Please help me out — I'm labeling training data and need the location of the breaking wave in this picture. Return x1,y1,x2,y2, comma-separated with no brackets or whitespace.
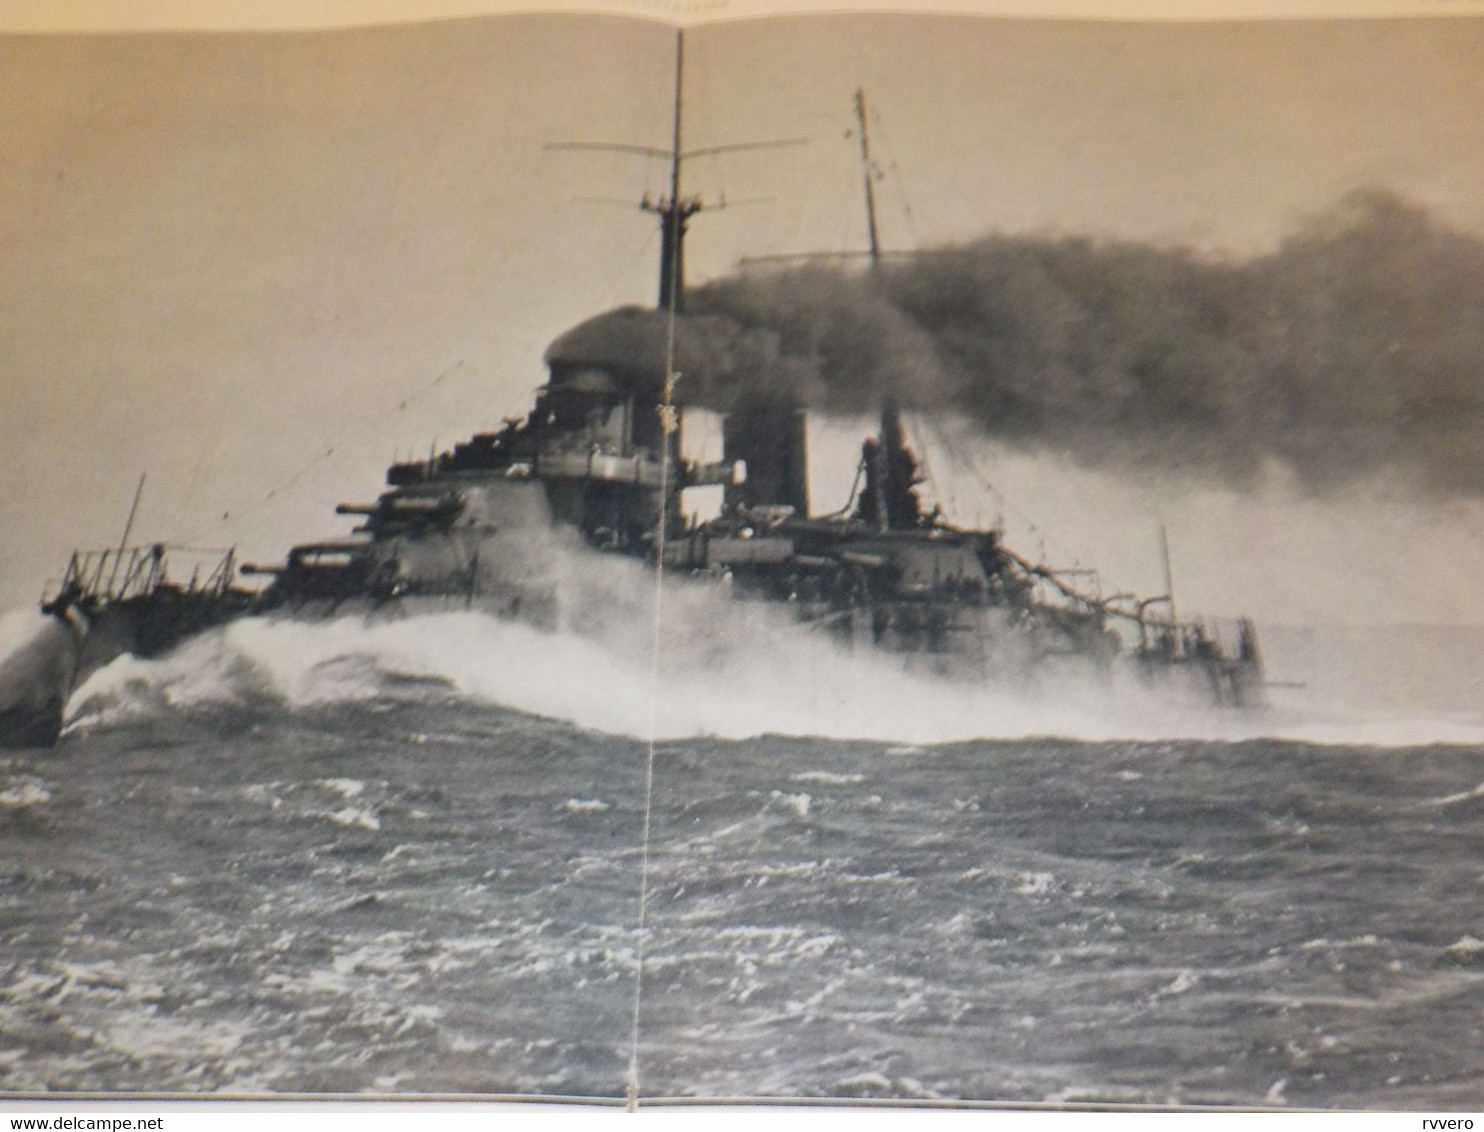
58,553,1484,748
0,608,52,657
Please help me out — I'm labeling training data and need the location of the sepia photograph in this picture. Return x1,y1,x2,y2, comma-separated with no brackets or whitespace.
1,1,1481,1110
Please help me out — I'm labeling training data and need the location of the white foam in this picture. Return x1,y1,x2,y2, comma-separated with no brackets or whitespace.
1433,781,1484,807
837,1071,893,1092
0,781,51,807
768,791,811,819
320,778,365,799
1014,872,1055,896
563,798,610,813
0,608,54,661
1159,970,1198,996
1300,935,1380,952
325,807,380,831
51,551,1484,747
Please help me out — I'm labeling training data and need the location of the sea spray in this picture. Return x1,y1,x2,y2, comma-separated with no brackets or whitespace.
57,548,1484,747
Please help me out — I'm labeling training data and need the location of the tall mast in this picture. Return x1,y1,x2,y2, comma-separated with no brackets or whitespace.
547,33,802,314
649,30,698,312
105,473,146,598
853,88,881,270
1159,524,1178,624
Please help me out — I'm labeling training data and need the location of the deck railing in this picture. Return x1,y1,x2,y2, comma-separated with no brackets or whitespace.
42,545,238,606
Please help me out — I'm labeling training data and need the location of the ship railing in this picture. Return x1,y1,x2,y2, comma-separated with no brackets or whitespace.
42,545,240,607
1124,611,1260,665
532,444,667,487
999,545,1109,616
1003,559,1262,671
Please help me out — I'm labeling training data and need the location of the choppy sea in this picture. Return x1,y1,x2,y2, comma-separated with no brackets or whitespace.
0,604,1481,1108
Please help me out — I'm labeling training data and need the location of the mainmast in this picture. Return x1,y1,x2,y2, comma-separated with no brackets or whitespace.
853,88,882,271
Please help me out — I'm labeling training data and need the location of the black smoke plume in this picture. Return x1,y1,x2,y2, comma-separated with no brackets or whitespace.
672,191,1484,498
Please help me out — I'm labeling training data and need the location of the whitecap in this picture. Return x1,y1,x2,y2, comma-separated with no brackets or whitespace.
563,798,610,813
320,778,366,799
0,781,50,807
768,790,811,819
1015,872,1055,896
1159,970,1198,996
1432,781,1484,807
325,807,380,831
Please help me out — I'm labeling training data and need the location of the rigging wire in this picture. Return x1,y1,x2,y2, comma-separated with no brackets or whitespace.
906,411,948,517
924,416,1087,571
868,105,921,251
167,359,472,546
922,421,1158,615
825,455,866,518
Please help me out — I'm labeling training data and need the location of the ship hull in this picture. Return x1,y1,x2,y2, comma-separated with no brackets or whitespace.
13,558,1263,747
1,587,257,748
21,460,1262,746
0,617,82,748
9,580,560,746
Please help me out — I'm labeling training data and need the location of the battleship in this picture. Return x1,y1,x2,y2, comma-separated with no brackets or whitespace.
0,42,1265,748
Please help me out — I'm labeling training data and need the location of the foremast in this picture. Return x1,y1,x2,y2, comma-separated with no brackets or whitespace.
649,32,695,313
552,30,802,314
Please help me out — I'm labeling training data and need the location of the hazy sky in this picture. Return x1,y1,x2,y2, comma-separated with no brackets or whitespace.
2,13,1482,623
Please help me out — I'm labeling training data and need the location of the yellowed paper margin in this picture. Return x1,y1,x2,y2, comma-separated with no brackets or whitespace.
2,0,1483,32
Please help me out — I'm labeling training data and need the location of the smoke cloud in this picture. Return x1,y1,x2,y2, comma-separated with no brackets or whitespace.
666,191,1484,498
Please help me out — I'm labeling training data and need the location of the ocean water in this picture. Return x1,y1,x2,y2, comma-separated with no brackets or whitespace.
0,607,1481,1108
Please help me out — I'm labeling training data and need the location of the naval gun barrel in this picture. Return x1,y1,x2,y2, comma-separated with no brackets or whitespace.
789,554,840,570
386,496,458,514
238,563,285,576
337,495,462,518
